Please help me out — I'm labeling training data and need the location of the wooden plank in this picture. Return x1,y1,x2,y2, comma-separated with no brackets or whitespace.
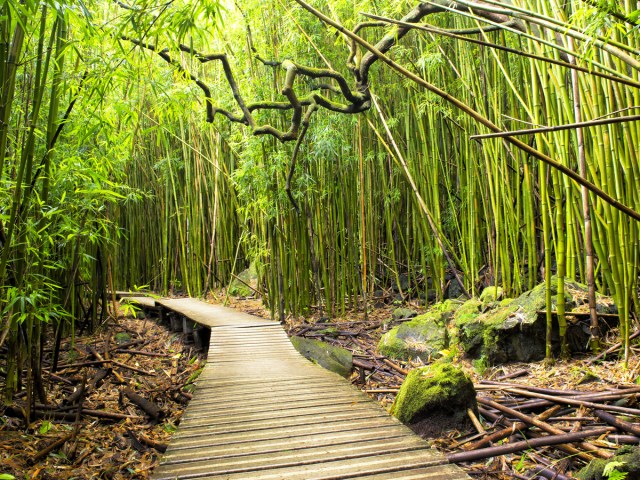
162,429,417,463
191,376,340,391
182,399,374,424
349,464,467,479
174,403,384,433
187,387,367,407
156,449,449,480
170,413,393,443
167,419,413,450
154,438,434,478
112,290,152,299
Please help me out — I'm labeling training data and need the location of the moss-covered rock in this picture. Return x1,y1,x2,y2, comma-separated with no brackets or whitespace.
228,263,258,297
452,299,483,354
498,297,514,307
391,363,476,424
577,445,640,480
290,336,353,378
114,332,131,344
392,308,418,320
479,286,504,305
457,277,617,364
379,301,459,361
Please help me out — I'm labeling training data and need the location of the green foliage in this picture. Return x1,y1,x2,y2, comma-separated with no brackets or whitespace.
472,356,490,376
39,420,52,435
3,0,637,407
603,462,628,480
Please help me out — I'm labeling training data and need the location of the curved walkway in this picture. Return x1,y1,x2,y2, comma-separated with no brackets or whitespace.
146,298,468,479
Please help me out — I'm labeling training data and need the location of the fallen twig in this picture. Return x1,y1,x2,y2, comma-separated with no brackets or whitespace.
32,433,74,463
123,388,162,419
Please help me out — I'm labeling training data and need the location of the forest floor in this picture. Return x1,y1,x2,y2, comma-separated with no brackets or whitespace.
1,296,637,479
0,312,206,479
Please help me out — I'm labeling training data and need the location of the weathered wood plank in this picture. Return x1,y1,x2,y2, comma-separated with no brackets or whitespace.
185,391,368,414
157,449,450,480
167,420,419,451
174,409,390,435
155,438,434,478
162,429,417,463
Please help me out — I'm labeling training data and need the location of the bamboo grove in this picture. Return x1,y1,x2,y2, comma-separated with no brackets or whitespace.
1,0,639,403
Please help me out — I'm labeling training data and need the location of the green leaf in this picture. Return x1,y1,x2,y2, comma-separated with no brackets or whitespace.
0,474,16,480
163,422,177,433
39,420,53,434
514,452,527,472
604,461,627,479
76,188,126,199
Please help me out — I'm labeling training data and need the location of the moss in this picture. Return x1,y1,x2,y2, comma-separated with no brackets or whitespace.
378,312,446,361
479,286,504,304
453,299,482,322
392,307,418,320
391,363,476,424
114,332,131,344
433,299,463,316
453,299,483,354
317,327,339,337
290,336,352,377
378,301,463,361
472,356,490,375
465,276,617,364
228,263,258,297
499,298,514,307
577,446,640,480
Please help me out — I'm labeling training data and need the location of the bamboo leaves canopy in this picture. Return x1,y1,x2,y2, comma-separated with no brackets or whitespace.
1,0,640,402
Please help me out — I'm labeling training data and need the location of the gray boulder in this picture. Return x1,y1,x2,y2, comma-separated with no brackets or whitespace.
378,301,460,361
290,336,353,378
456,278,616,364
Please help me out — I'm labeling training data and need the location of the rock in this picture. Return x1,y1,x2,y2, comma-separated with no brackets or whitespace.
577,445,640,480
378,301,460,361
392,308,418,320
419,289,438,303
450,299,482,353
114,332,131,344
290,336,352,378
445,280,465,299
456,277,616,364
395,274,410,292
391,363,476,425
479,286,504,305
228,263,258,297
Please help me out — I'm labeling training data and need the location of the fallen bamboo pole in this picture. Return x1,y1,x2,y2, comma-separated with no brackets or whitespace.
503,387,640,416
447,427,613,463
479,397,610,459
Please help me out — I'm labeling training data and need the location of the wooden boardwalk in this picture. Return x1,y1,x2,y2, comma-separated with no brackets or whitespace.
147,298,468,479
